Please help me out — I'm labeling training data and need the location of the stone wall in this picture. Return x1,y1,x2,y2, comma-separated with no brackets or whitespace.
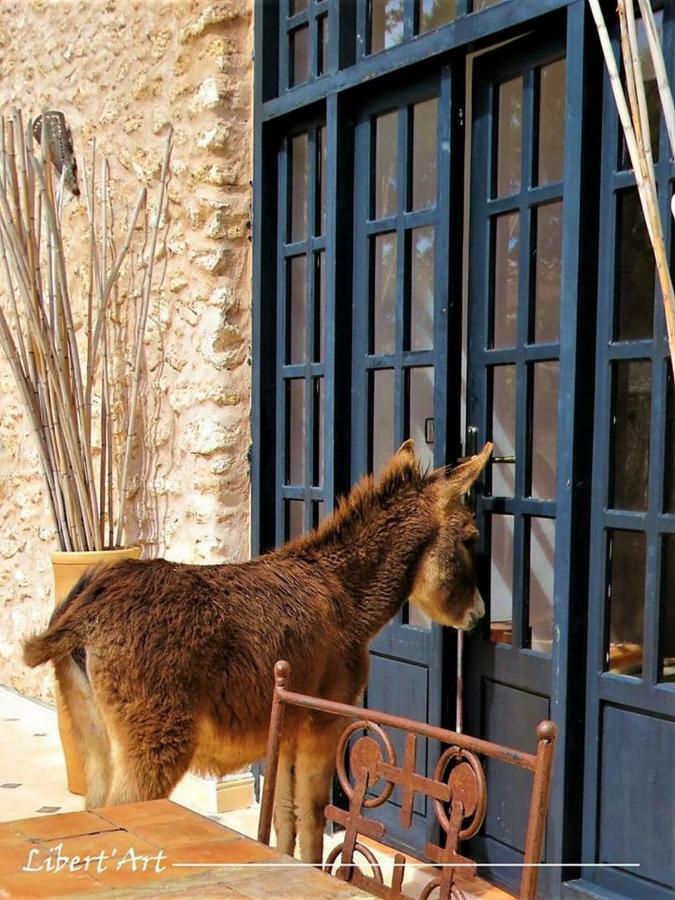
0,0,253,701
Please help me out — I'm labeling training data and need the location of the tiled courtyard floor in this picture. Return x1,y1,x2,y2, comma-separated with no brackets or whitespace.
0,686,510,898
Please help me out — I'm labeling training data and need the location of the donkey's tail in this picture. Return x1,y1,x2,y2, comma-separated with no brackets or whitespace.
23,572,95,668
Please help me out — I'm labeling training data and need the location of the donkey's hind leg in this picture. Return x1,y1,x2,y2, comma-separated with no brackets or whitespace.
295,719,341,864
273,744,297,856
102,700,197,806
54,657,112,808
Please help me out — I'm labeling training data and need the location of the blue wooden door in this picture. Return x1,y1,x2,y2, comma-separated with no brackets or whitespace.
580,9,675,898
464,34,567,894
351,69,462,853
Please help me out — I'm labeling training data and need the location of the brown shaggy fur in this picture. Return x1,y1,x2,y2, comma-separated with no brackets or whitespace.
24,441,491,862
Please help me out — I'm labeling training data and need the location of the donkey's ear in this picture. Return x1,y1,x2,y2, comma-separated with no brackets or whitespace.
396,439,416,458
445,442,493,497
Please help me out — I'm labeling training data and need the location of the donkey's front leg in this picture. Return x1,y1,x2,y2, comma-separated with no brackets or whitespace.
294,721,341,865
273,746,297,856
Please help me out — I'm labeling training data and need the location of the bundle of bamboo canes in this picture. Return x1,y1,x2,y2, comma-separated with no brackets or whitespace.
0,109,173,551
589,0,675,378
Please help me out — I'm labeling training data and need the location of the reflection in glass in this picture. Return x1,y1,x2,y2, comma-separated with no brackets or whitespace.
372,369,395,476
660,536,675,682
665,369,675,513
370,0,405,53
373,233,397,355
408,602,433,630
419,0,456,32
288,255,307,364
611,360,651,511
534,202,562,343
286,501,305,540
528,518,555,653
290,26,310,87
291,0,308,12
493,213,519,348
616,189,654,341
410,227,434,351
621,11,662,168
490,515,514,644
606,529,646,676
496,77,522,197
491,366,516,497
531,362,559,500
375,111,398,219
408,368,435,472
313,378,324,487
286,379,306,485
317,126,327,236
537,59,566,185
313,500,328,528
318,15,328,76
290,133,308,242
314,252,325,363
411,98,438,210
473,0,501,8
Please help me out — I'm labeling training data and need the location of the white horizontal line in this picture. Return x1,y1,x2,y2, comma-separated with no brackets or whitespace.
172,862,641,869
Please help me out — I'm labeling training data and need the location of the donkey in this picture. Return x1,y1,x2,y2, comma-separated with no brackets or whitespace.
24,440,492,863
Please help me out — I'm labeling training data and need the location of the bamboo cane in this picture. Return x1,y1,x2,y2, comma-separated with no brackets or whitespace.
115,127,173,547
588,0,675,380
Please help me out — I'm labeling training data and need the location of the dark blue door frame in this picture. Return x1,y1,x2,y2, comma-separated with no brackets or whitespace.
251,2,673,898
578,4,675,898
350,68,459,852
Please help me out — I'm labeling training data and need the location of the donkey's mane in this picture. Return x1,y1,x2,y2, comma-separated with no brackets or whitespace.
284,453,439,554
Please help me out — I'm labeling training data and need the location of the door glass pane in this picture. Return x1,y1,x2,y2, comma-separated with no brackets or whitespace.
606,529,646,677
419,0,456,32
660,535,675,682
313,500,327,527
317,126,327,236
286,500,305,540
492,213,519,348
533,201,562,344
408,602,433,630
314,251,325,363
370,0,405,53
313,378,324,487
621,11,662,168
373,232,397,355
615,189,654,341
290,133,308,242
371,369,395,476
491,365,516,497
411,98,437,211
318,15,328,76
291,0,308,12
408,367,434,472
665,368,675,513
288,255,307,364
473,0,501,8
495,77,522,197
611,360,651,511
410,226,434,351
286,379,306,485
290,26,310,87
374,111,398,219
531,361,559,500
537,59,565,185
490,514,514,645
528,518,555,654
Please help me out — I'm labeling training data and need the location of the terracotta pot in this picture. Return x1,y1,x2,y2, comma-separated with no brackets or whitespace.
51,546,141,795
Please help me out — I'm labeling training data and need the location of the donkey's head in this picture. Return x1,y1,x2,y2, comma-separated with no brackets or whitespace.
405,441,493,631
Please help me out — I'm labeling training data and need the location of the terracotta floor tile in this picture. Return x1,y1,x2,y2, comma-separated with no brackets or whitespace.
127,816,238,847
9,811,120,841
94,799,197,830
0,866,99,897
